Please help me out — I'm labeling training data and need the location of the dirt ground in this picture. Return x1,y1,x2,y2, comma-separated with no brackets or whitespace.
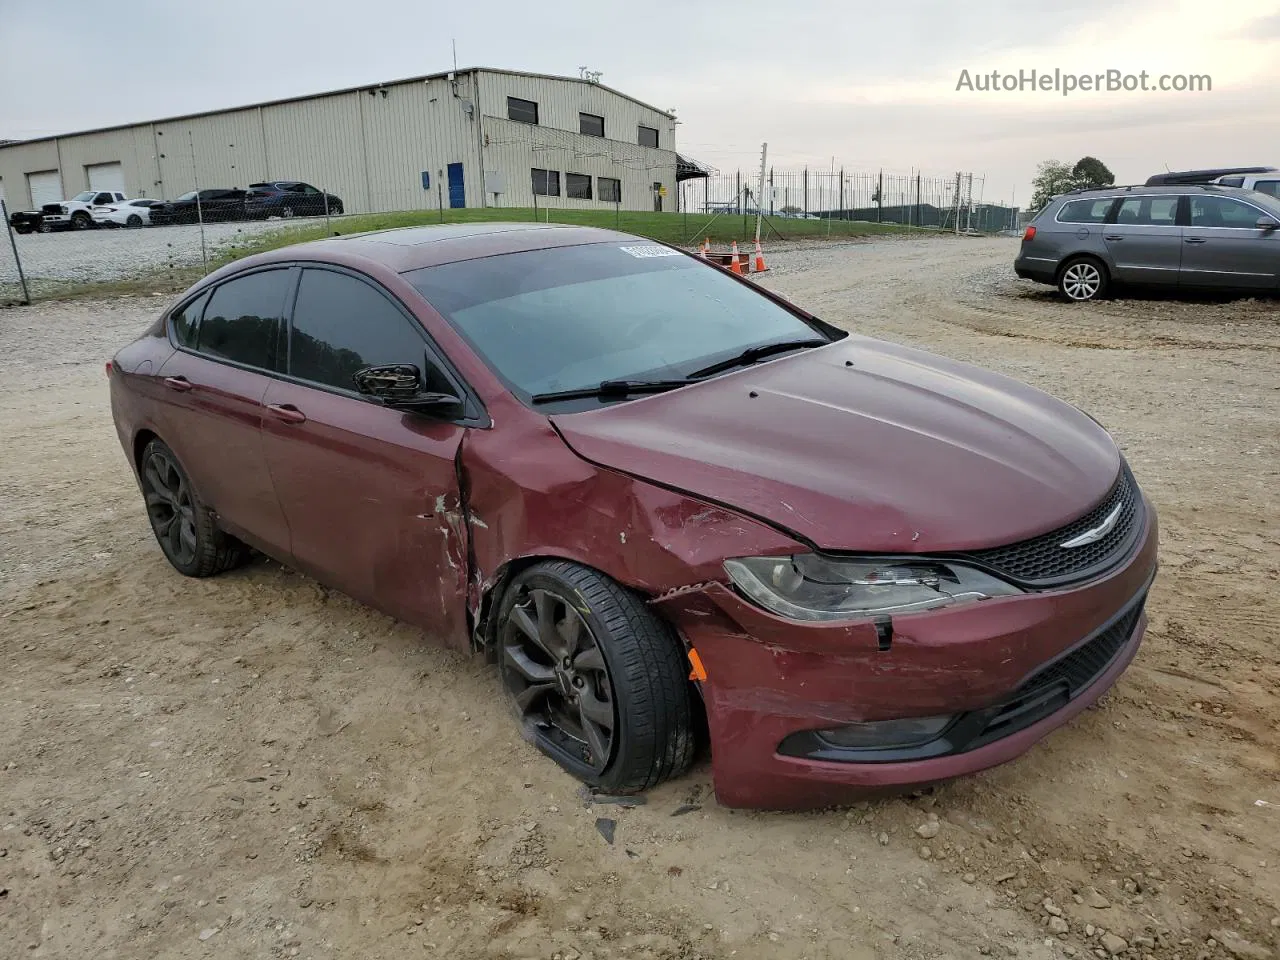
1,235,1277,960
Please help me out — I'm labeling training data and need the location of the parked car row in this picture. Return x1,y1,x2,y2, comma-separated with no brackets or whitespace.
7,181,343,234
1016,179,1280,301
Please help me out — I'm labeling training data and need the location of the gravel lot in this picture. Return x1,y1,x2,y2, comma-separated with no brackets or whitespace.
0,219,312,291
1,235,1277,960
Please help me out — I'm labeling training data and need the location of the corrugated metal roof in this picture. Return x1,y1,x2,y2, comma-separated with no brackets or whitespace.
0,67,674,148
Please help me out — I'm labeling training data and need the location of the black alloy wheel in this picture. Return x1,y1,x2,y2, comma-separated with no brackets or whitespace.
138,439,249,577
497,561,695,793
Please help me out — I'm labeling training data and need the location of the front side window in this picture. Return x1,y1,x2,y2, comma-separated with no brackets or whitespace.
598,177,621,203
1113,196,1179,226
566,173,592,200
1189,195,1265,228
197,269,291,370
531,168,560,197
94,193,113,205
1056,198,1114,223
288,269,441,393
406,244,832,404
579,112,604,137
637,125,659,148
507,97,539,124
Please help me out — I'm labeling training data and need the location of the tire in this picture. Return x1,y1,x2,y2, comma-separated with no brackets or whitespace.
14,225,32,235
37,221,51,234
496,560,695,794
139,439,250,578
331,202,344,216
126,214,143,227
1058,256,1109,302
71,211,92,230
281,205,295,219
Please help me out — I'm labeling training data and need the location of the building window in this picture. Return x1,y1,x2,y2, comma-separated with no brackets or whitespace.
579,112,604,137
598,177,621,203
531,168,560,196
638,125,659,148
507,97,539,125
566,173,593,200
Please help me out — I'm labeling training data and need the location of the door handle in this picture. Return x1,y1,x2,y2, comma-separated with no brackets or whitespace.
266,403,307,424
1184,237,1207,244
162,376,193,392
1103,235,1123,241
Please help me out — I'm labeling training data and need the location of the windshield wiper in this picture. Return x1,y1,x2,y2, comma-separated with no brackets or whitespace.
686,338,829,378
529,378,701,404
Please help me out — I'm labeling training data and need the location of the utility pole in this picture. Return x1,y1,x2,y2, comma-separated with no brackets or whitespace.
1,199,31,305
754,142,768,244
189,130,207,271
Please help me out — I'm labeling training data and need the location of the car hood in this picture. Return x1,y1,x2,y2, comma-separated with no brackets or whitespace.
550,336,1122,552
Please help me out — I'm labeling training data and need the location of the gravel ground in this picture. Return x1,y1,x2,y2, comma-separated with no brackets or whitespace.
1,236,1278,960
0,219,312,289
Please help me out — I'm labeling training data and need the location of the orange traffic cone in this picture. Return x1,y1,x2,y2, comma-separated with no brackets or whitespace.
700,236,711,258
729,240,743,275
753,239,768,273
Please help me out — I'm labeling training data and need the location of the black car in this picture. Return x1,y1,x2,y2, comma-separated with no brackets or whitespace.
149,189,248,225
7,209,45,234
243,181,344,219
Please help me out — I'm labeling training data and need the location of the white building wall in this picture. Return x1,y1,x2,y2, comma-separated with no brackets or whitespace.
0,69,678,214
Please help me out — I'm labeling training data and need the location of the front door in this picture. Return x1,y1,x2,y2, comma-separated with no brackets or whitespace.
152,268,295,558
260,266,471,644
447,163,466,209
1101,195,1182,284
1180,194,1280,289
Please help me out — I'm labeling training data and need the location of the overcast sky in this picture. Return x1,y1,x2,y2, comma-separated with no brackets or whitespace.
2,0,1278,203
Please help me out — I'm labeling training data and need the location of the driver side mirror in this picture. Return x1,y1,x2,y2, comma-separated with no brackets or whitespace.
1256,216,1279,232
352,363,464,417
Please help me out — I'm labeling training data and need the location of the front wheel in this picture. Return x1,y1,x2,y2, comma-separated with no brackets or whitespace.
126,214,143,227
281,205,295,219
330,202,344,216
71,211,92,230
1058,256,1109,301
139,439,250,577
37,221,52,234
497,561,695,794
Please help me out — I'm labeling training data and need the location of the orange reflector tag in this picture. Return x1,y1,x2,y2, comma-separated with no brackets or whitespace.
688,648,708,682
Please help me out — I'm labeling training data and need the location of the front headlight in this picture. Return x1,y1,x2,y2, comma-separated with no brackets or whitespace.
723,554,1022,622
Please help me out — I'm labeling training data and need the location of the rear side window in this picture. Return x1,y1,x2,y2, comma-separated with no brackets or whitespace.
288,269,445,393
1113,196,1179,226
170,291,210,349
1218,177,1245,187
1057,198,1114,223
1252,180,1280,198
197,269,292,370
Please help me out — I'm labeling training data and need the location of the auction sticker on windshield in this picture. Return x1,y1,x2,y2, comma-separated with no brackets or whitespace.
618,245,682,258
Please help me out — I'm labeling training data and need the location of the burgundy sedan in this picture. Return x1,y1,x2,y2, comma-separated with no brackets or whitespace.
107,223,1158,809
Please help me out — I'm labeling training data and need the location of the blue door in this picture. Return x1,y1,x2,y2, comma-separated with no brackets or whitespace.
447,163,465,209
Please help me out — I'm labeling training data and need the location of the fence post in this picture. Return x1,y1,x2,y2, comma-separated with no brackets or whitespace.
838,168,844,219
1,199,32,305
735,170,741,216
803,168,808,216
768,167,774,215
916,172,921,228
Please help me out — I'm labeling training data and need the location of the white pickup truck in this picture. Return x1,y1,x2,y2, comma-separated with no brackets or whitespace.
40,190,129,230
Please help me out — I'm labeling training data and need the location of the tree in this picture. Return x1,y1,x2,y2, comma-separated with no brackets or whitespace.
1030,160,1079,212
1073,156,1115,188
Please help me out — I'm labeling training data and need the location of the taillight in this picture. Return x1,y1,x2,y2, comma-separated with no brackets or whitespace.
1023,225,1037,242
105,360,114,378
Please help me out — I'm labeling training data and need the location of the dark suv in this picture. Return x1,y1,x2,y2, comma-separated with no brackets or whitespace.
243,181,344,220
1015,184,1280,301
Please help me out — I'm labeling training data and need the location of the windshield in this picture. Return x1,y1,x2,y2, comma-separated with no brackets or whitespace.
71,191,95,202
175,191,197,202
406,242,832,403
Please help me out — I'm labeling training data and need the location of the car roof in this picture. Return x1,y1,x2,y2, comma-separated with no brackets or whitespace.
1057,183,1264,199
230,222,642,273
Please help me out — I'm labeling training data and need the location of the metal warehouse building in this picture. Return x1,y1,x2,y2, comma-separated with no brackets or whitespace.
0,67,701,215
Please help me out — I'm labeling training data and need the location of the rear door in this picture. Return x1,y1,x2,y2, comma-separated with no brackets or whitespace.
1101,195,1182,284
1181,194,1280,288
260,266,473,643
152,268,295,556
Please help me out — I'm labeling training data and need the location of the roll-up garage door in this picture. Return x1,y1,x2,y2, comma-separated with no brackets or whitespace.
86,162,126,195
27,170,63,208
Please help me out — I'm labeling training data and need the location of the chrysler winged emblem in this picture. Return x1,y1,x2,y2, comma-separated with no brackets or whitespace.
1059,503,1123,549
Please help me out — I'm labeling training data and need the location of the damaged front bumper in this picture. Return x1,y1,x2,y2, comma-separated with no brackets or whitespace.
652,503,1158,810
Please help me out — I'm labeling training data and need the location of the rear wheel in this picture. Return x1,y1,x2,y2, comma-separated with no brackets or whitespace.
37,221,52,234
331,201,344,215
14,225,32,235
1058,256,1108,301
496,561,695,794
139,439,250,577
